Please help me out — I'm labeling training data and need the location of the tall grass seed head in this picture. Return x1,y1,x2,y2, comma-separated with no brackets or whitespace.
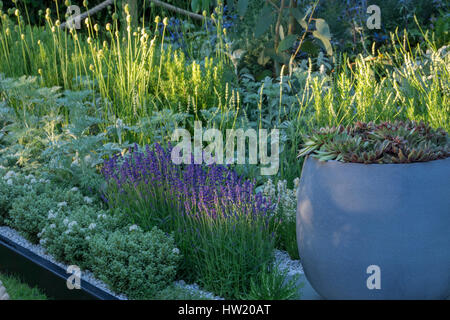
106,23,112,31
155,16,161,24
126,15,132,24
14,9,19,17
163,17,169,26
112,12,118,20
94,24,99,32
83,0,88,8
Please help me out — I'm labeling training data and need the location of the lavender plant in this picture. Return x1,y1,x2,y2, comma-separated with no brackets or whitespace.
299,121,450,163
101,143,278,298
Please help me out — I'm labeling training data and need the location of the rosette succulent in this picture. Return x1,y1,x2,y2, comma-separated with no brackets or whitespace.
299,121,450,164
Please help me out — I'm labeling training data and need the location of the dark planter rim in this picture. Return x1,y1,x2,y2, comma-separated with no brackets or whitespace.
302,155,450,167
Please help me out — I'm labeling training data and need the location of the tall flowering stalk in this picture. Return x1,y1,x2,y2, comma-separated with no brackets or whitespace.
101,143,278,298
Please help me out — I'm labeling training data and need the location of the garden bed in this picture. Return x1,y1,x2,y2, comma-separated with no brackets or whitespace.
0,225,307,300
0,226,229,300
0,0,448,302
0,227,121,300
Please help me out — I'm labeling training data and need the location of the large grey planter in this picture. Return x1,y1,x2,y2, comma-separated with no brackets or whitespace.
296,156,450,300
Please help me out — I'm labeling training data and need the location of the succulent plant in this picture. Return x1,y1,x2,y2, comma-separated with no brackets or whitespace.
299,121,450,164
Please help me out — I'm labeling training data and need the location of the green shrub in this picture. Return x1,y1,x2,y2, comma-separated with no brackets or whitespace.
6,184,86,243
89,227,181,299
0,170,27,224
39,205,126,269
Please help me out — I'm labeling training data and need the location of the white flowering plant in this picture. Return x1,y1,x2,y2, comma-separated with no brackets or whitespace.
0,170,26,224
39,205,127,269
0,169,45,224
261,178,300,260
6,183,87,243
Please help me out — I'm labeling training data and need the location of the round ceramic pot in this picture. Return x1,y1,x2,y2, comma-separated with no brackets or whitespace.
296,156,450,299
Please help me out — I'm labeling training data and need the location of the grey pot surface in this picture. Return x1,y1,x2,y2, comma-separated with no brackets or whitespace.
296,156,450,300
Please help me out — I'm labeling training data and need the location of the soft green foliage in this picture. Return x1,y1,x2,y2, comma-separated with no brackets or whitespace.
0,273,48,300
89,227,181,299
39,204,126,269
299,120,450,163
6,183,86,243
0,75,132,192
0,169,27,224
243,264,302,300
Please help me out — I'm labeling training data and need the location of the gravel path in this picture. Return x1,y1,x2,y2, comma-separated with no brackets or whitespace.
274,249,304,276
